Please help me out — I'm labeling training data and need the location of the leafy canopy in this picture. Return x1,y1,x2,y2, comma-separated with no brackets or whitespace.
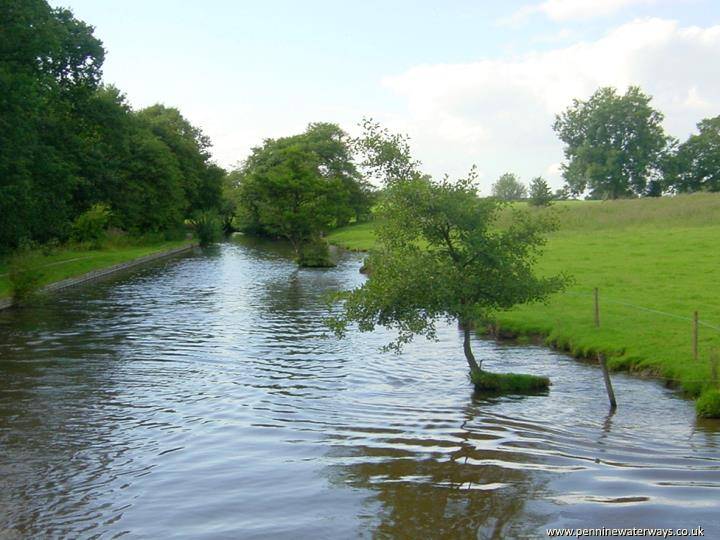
528,177,553,206
665,116,720,193
492,173,527,201
329,169,567,358
553,86,669,199
234,123,373,251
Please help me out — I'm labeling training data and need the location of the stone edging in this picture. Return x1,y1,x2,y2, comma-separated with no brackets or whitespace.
0,243,197,311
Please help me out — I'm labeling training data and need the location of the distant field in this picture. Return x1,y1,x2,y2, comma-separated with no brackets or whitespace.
0,240,192,300
326,193,720,403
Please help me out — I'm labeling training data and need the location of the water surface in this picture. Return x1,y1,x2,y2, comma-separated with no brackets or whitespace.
1,238,718,538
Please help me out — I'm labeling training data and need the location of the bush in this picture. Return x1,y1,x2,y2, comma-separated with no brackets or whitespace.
191,210,223,246
8,252,44,304
471,370,550,394
298,239,335,268
72,204,112,248
696,389,720,418
529,177,554,207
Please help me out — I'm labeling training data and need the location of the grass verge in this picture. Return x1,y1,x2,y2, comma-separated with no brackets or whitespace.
0,240,193,300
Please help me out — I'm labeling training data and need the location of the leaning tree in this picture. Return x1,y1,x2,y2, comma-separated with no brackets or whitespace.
328,169,567,377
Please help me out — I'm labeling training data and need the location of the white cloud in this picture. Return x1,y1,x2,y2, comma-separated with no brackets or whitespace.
511,0,657,23
381,18,720,193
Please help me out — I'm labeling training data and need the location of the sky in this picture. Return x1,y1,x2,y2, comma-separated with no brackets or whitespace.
50,0,720,193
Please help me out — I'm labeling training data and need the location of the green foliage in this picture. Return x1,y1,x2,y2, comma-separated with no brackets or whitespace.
136,105,224,213
329,166,567,371
471,371,550,393
298,239,335,268
696,389,720,418
191,210,223,246
492,173,527,201
72,203,112,247
0,2,227,252
352,118,422,185
0,0,105,249
665,116,720,193
8,252,44,304
554,86,669,199
233,123,373,257
528,177,553,206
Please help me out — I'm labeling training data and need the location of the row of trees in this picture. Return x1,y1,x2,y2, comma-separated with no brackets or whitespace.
554,86,720,199
491,173,556,206
0,1,225,252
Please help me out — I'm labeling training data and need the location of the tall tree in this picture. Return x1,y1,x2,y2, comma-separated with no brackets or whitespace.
553,86,669,199
115,126,186,233
665,116,720,193
492,173,526,201
136,105,224,213
0,0,105,248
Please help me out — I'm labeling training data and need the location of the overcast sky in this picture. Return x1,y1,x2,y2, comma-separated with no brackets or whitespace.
50,0,720,193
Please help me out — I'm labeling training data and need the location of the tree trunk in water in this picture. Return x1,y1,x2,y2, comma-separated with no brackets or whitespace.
463,324,481,373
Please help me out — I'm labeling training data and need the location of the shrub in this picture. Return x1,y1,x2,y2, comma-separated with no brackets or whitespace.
471,370,550,394
8,252,44,304
696,389,720,418
529,177,554,207
191,210,223,246
298,239,335,268
72,204,112,248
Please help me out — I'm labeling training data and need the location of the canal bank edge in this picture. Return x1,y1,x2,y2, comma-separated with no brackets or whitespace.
0,243,198,311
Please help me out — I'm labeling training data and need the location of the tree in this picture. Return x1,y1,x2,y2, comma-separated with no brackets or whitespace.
553,86,669,199
136,105,224,213
352,118,422,186
329,169,567,375
234,123,372,255
0,0,105,249
553,186,571,200
115,126,186,232
665,116,720,193
492,173,526,201
528,177,553,206
0,1,229,251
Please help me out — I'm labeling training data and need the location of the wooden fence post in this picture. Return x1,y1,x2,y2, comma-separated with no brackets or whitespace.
594,288,600,328
693,311,699,361
598,353,617,409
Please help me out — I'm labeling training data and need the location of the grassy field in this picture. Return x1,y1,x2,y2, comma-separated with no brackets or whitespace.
327,193,720,410
0,240,193,300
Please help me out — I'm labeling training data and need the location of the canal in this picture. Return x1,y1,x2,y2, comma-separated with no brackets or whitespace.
1,237,718,538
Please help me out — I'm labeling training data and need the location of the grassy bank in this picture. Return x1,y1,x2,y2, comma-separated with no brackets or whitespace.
327,193,720,412
0,240,193,300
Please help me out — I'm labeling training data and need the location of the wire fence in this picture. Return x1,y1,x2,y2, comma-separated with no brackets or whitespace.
553,288,720,389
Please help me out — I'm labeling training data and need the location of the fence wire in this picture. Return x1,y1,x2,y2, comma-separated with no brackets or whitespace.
562,290,720,333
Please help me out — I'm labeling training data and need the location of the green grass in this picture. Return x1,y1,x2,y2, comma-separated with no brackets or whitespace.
326,222,377,251
471,370,550,394
696,389,720,418
326,193,720,413
0,240,192,300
